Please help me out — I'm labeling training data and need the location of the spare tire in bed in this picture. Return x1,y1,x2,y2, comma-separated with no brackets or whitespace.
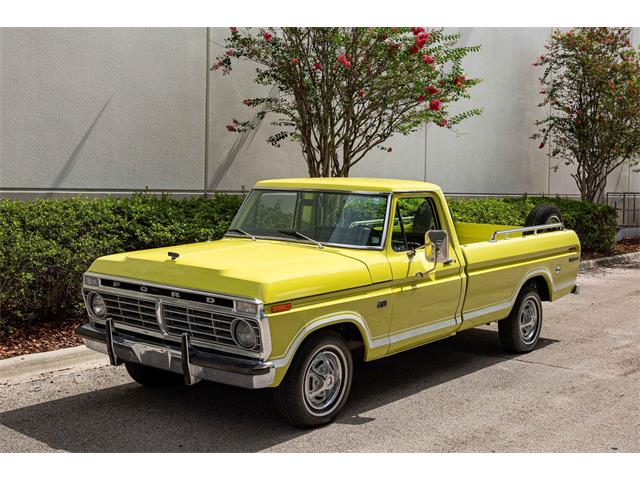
523,204,563,236
525,204,563,226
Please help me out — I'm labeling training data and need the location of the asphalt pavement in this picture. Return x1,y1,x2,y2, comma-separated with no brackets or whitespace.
1,262,639,452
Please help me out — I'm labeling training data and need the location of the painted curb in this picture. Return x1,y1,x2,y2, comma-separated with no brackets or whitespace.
580,251,640,272
0,345,107,384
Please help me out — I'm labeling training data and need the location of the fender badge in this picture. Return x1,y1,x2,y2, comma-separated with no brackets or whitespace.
168,251,180,261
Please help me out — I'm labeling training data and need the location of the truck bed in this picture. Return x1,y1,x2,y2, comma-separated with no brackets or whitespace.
454,222,523,245
453,222,581,330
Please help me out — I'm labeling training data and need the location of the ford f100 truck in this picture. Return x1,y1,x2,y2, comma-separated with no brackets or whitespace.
78,178,580,427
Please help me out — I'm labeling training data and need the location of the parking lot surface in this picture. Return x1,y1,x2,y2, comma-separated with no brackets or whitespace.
1,262,639,452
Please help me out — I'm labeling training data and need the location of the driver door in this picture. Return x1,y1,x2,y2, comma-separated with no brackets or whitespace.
386,194,463,353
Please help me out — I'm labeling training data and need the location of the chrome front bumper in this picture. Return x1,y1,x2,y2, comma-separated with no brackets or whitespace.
77,322,275,389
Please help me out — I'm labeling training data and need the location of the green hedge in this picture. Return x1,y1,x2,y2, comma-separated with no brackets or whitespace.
0,193,616,328
447,196,618,253
0,194,242,327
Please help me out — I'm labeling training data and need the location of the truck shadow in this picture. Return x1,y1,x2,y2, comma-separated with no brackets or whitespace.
0,328,557,452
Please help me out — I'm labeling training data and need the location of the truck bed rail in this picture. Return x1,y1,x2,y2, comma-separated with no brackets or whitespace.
489,223,564,242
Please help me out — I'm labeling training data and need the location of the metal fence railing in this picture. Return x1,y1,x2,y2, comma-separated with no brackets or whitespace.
604,192,640,228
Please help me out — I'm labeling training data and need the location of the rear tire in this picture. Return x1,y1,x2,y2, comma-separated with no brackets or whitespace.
125,361,184,388
274,331,353,428
499,286,543,353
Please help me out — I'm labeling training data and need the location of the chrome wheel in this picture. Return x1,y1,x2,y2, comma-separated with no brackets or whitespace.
519,297,540,344
546,214,561,225
302,348,345,415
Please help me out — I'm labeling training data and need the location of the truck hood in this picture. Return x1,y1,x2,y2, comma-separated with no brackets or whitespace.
88,238,376,304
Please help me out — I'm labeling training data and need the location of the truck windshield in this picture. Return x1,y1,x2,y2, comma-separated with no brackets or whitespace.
227,189,389,248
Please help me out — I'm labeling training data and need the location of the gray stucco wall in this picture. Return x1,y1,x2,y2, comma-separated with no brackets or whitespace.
1,27,638,196
0,28,206,192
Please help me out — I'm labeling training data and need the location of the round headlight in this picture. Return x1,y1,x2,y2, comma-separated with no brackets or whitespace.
89,292,106,317
232,319,257,349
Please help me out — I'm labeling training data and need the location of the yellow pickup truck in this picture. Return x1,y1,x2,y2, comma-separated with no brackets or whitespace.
78,178,580,427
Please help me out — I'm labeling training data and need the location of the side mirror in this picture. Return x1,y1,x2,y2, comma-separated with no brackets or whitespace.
425,230,449,263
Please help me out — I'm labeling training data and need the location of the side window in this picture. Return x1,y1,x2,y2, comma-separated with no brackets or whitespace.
391,196,440,252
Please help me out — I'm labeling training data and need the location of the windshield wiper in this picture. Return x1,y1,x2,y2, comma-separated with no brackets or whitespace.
277,230,324,249
226,228,256,241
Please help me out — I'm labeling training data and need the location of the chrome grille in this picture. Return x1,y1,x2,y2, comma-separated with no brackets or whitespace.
102,293,161,332
162,304,261,351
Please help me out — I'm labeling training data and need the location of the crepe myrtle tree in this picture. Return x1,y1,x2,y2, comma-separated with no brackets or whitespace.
532,28,640,203
213,27,481,177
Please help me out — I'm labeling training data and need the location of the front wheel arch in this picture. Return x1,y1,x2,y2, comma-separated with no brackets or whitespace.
270,318,370,387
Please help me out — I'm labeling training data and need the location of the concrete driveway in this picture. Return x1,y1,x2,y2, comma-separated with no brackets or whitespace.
1,262,639,452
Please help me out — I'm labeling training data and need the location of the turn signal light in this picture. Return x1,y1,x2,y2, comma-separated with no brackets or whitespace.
271,303,292,313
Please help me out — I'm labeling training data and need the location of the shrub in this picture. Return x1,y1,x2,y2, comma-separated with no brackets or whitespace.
0,193,616,330
525,197,618,254
0,194,242,328
448,196,617,253
447,197,533,226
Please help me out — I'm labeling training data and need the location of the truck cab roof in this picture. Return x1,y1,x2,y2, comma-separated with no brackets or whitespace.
254,177,442,193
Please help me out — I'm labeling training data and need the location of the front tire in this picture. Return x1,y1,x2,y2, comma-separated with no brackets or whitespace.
274,331,353,428
125,361,184,388
499,286,543,353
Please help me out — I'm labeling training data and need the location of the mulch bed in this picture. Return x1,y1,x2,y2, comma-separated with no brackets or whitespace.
1,238,639,361
580,238,640,261
0,316,83,360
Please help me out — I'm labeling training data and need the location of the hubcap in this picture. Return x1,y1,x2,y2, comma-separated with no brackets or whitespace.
519,297,540,344
303,349,344,413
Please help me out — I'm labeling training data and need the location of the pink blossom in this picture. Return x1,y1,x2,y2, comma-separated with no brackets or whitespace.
226,124,236,132
415,32,430,49
337,54,352,69
263,31,273,42
429,99,441,111
422,54,435,65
